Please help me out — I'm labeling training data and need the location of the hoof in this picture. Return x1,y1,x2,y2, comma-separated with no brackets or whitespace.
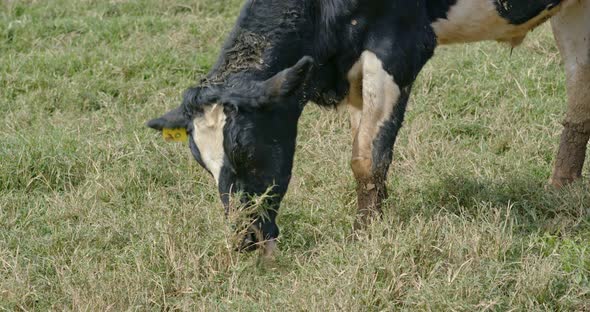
548,175,580,190
236,231,259,253
261,239,278,260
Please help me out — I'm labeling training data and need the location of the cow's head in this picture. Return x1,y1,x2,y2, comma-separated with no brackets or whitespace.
147,57,313,253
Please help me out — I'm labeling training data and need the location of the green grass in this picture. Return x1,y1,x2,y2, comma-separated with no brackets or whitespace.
1,0,589,310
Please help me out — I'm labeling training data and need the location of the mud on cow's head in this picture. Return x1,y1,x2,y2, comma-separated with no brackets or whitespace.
147,57,313,251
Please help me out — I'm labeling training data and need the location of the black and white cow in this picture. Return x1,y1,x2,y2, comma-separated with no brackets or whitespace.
148,0,590,256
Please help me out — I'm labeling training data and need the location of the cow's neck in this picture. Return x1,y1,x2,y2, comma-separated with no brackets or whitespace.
203,0,313,87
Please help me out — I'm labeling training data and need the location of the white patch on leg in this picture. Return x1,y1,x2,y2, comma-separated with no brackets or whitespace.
348,51,401,178
432,0,564,45
191,104,227,184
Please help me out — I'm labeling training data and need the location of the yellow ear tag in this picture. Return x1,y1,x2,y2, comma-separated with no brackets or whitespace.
162,128,188,143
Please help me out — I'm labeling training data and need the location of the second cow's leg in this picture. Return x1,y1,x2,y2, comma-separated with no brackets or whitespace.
549,1,590,187
347,51,412,227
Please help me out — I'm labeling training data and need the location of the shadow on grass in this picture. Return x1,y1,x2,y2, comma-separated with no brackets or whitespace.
261,168,589,259
396,171,590,234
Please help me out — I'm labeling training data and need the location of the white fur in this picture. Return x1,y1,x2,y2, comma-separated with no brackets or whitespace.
191,104,227,184
347,51,401,177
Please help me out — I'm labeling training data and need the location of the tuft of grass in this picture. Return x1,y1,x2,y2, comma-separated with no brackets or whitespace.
1,1,589,310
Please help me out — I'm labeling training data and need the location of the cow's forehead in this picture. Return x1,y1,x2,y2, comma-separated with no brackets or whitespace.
191,104,227,184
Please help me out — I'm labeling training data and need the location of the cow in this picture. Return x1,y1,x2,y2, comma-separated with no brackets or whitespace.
147,0,590,256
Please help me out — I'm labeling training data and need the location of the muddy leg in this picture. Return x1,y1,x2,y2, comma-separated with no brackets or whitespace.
550,1,590,187
347,51,411,227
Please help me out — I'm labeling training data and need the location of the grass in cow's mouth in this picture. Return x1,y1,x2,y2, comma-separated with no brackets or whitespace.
1,0,589,310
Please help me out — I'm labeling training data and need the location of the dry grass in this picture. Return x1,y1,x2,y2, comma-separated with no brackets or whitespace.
1,0,589,310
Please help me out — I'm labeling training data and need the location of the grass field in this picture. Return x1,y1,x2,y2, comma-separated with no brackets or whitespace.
1,0,589,310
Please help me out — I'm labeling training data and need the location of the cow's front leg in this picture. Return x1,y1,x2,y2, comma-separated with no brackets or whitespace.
550,1,590,188
347,51,412,227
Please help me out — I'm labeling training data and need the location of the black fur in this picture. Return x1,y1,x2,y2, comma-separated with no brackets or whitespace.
494,0,563,25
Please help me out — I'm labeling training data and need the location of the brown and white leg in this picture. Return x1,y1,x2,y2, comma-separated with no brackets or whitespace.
550,1,590,187
347,51,406,226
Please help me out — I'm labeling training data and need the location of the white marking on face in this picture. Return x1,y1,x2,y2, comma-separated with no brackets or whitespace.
432,0,564,45
191,104,227,184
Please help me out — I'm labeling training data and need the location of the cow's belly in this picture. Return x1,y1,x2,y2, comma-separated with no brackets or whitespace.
431,0,570,46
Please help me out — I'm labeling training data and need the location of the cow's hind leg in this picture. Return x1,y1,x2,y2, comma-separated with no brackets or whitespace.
347,51,411,227
550,1,590,187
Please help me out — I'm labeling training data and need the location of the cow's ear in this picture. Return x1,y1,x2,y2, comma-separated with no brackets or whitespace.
146,106,190,131
264,56,314,98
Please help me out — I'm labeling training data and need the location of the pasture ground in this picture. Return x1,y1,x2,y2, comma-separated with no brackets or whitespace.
1,0,589,310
